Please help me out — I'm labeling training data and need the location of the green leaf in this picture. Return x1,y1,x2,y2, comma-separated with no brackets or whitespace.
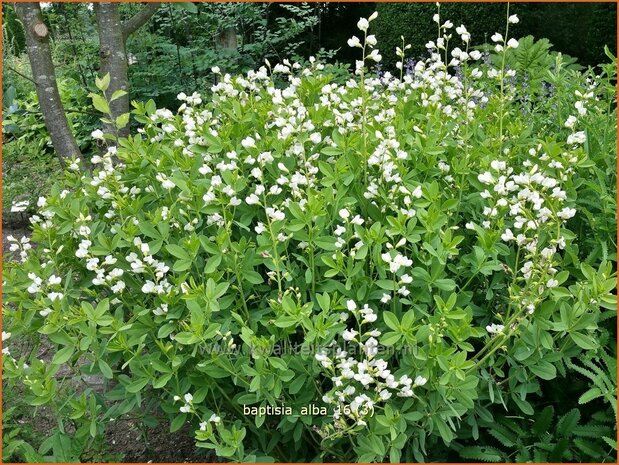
166,244,191,260
316,292,330,312
170,414,187,432
380,331,402,346
556,408,580,437
98,360,113,379
383,311,400,331
289,375,306,395
533,405,554,435
174,332,201,345
115,113,130,130
126,377,149,393
570,332,598,350
52,346,74,365
90,94,110,114
529,360,556,380
578,387,603,404
459,446,503,462
110,89,127,101
95,73,110,92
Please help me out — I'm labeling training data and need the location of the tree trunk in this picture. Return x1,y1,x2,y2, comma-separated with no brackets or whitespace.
14,2,81,167
217,27,238,51
94,2,160,138
216,26,238,75
94,2,129,138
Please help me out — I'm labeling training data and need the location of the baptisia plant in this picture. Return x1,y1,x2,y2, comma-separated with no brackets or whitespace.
3,7,616,463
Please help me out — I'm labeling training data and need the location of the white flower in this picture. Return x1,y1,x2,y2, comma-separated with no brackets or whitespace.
141,281,156,293
557,207,576,220
491,32,503,43
39,308,53,317
367,49,382,62
209,414,221,424
478,171,494,185
91,129,104,140
156,174,175,190
564,115,577,129
346,300,357,311
245,193,260,205
309,132,322,144
413,376,427,387
342,329,358,341
347,36,362,48
184,393,193,403
48,275,62,285
339,208,350,220
546,278,559,288
507,38,519,49
486,323,505,334
351,215,364,226
211,66,221,74
366,35,377,46
2,331,11,342
567,131,586,145
241,136,256,149
48,292,64,302
508,14,519,24
469,50,482,60
501,229,515,242
357,17,369,32
334,225,347,236
11,200,29,212
255,222,266,234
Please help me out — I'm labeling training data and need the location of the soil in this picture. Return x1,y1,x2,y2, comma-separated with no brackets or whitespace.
2,217,215,463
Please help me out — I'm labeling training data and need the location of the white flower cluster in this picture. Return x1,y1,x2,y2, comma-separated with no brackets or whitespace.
2,331,11,356
127,237,171,295
7,235,32,263
475,144,579,315
10,200,29,213
316,299,427,434
26,271,64,303
174,392,194,413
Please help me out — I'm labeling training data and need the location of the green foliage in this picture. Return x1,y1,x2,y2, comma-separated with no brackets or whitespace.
2,4,26,55
374,3,617,70
462,404,616,462
127,2,327,108
374,2,507,69
2,141,62,215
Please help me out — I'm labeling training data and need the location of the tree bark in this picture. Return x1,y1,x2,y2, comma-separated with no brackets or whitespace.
122,2,161,39
94,2,160,138
14,2,81,167
94,2,129,138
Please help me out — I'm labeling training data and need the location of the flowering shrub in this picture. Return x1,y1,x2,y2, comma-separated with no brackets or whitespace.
3,9,617,463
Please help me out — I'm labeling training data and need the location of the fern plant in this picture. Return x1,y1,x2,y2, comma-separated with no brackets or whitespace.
460,405,616,462
459,349,617,463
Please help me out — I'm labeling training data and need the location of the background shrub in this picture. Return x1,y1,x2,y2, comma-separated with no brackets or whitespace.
374,2,617,70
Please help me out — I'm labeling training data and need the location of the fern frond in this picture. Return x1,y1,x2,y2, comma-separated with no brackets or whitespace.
459,446,504,462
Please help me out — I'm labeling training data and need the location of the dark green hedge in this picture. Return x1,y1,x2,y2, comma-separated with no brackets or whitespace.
374,2,617,69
